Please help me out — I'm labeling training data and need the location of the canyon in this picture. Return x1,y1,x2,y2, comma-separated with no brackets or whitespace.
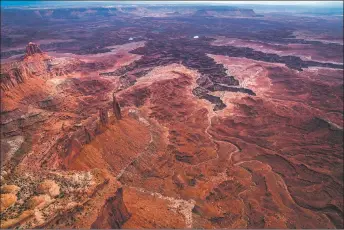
0,3,343,229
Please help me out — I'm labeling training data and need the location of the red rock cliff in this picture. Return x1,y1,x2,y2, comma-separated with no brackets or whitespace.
25,42,43,56
91,188,131,229
1,42,51,91
113,93,122,120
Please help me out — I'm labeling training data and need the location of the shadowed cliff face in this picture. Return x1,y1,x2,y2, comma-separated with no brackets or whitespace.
113,94,122,120
91,188,131,229
25,42,43,57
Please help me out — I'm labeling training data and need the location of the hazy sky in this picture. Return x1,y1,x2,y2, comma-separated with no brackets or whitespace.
1,0,343,8
149,1,343,5
98,1,344,6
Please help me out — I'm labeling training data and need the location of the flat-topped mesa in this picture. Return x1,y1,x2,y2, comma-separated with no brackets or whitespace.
113,93,122,120
25,42,43,56
99,108,109,125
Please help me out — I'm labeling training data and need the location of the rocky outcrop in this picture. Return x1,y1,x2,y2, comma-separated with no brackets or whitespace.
0,68,29,91
91,188,131,229
58,97,122,168
27,194,53,209
12,68,25,84
0,42,83,91
0,43,48,91
99,109,109,125
64,138,83,166
113,93,122,120
25,42,43,57
54,93,123,169
84,126,93,144
1,110,49,138
37,180,60,198
61,121,98,167
0,185,20,194
0,193,17,212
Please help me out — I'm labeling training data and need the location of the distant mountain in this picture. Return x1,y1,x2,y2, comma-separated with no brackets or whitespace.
193,7,256,17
